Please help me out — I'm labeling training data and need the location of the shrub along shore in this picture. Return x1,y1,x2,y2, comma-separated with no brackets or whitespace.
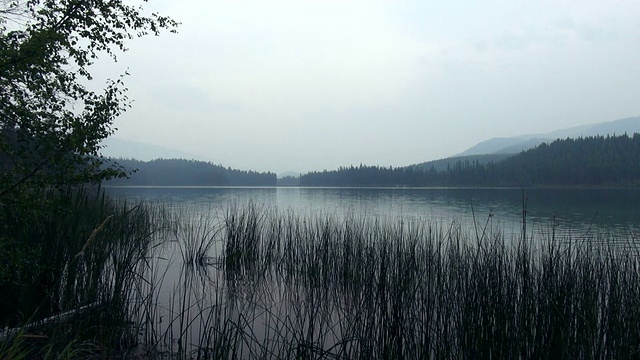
2,194,640,359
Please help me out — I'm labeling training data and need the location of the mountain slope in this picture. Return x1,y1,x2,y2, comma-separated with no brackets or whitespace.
301,134,640,187
106,158,276,186
456,138,530,157
411,154,513,172
457,116,640,156
100,138,206,161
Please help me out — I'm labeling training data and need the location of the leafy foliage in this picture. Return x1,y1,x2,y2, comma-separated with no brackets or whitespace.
0,1,177,356
0,0,178,195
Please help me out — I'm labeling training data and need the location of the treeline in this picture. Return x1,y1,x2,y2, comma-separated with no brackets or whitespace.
411,153,513,173
106,158,277,186
300,134,640,187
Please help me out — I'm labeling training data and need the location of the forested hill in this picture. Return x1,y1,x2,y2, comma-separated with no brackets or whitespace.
300,134,640,187
410,153,513,172
106,158,277,186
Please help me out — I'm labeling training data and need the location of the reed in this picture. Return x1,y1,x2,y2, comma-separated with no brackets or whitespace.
177,205,640,359
0,186,161,357
171,207,223,267
12,194,636,358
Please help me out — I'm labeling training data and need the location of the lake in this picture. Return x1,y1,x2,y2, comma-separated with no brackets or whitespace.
106,186,640,240
104,186,640,357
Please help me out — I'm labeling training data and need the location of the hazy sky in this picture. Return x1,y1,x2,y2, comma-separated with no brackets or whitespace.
97,0,640,174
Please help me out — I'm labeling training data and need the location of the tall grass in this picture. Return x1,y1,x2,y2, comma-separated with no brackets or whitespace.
176,204,640,359
13,194,635,359
170,206,222,267
0,186,161,357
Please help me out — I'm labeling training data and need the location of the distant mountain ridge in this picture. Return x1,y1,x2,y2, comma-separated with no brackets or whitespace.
102,116,640,177
457,116,640,156
100,138,207,162
301,134,640,187
106,158,276,186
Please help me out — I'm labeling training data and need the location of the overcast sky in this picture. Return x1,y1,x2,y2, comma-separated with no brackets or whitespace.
98,0,640,174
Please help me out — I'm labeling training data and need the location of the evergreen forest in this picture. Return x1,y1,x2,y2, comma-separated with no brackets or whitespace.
300,134,640,187
106,158,277,186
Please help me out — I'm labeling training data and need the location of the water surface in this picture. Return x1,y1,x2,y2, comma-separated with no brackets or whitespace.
106,186,640,237
105,186,640,356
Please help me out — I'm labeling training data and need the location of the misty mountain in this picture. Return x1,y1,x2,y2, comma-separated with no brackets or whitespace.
106,158,276,186
457,137,552,156
495,138,553,154
278,171,300,178
277,175,300,186
100,138,206,162
457,116,640,156
301,134,640,187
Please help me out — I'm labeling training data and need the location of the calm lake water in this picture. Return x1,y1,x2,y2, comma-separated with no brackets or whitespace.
105,186,640,238
104,186,640,355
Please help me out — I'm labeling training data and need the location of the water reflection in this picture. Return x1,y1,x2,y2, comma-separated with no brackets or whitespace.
106,186,640,238
118,187,640,357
